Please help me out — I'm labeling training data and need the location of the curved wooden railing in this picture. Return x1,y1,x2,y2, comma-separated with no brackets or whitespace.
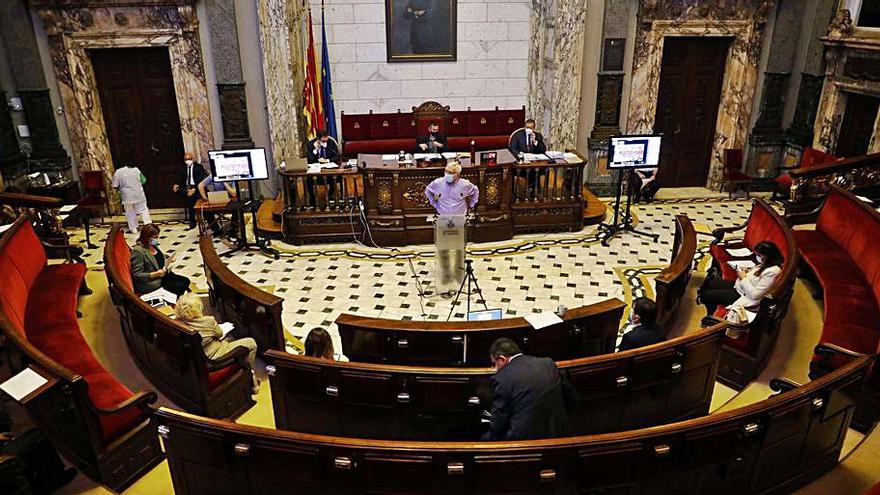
103,227,255,419
655,214,696,329
786,152,880,214
198,233,285,355
157,352,873,494
265,324,726,440
338,298,626,366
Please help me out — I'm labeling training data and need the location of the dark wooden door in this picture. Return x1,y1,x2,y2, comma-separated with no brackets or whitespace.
653,37,730,187
91,47,185,208
836,92,880,158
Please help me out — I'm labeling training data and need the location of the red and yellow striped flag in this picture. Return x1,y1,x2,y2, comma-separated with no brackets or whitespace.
302,8,324,141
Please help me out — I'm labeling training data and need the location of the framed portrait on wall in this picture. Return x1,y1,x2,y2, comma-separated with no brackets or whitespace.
386,0,457,62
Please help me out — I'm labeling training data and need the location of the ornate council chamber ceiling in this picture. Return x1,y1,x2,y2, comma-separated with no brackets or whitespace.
68,196,756,353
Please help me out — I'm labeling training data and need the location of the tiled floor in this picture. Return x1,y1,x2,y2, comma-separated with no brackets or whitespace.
70,196,757,353
46,191,880,494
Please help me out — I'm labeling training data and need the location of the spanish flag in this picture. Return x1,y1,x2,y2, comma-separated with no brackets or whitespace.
302,6,324,141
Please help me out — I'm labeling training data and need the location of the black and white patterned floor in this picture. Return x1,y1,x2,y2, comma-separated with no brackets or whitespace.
71,195,759,351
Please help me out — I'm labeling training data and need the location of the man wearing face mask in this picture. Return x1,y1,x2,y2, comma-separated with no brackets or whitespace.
425,161,479,294
172,152,208,229
508,118,546,155
417,122,446,153
618,297,665,352
306,131,340,164
482,338,572,440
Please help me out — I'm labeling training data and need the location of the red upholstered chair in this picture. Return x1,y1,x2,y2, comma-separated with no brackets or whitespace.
772,148,839,200
722,149,752,198
77,170,109,221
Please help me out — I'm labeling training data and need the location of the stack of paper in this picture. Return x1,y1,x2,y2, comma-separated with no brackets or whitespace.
524,312,564,330
563,152,581,164
522,153,549,162
725,247,752,257
59,204,77,213
1,368,48,402
140,288,178,306
307,164,323,174
414,153,442,160
381,154,399,160
545,151,565,159
442,152,458,159
219,322,235,339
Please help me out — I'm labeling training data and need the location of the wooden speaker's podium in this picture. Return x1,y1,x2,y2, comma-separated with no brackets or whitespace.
434,214,466,294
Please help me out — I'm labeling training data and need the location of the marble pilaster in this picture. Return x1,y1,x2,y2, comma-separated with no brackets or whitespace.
257,0,306,163
528,0,587,149
205,0,254,149
627,1,772,190
35,3,215,207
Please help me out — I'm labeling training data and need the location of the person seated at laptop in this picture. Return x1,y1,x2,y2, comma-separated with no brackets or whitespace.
306,131,340,164
618,297,666,352
198,174,238,237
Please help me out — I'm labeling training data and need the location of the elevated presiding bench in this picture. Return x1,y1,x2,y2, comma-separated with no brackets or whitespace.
709,199,799,389
341,101,524,156
266,324,726,440
0,217,161,491
157,353,871,494
788,186,880,428
655,214,697,329
199,233,285,356
103,227,256,419
339,298,626,366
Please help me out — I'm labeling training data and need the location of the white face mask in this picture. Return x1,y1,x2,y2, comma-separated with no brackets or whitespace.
444,173,456,184
185,160,194,166
525,128,533,135
755,254,764,264
321,141,328,148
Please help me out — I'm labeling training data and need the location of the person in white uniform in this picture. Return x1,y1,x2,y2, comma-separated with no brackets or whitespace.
111,163,151,233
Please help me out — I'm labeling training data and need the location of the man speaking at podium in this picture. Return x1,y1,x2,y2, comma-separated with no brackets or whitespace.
425,161,479,295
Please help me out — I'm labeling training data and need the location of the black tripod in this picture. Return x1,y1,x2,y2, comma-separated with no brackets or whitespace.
445,214,488,321
220,180,280,259
600,168,658,246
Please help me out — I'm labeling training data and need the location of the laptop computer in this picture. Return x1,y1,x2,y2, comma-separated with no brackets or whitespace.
207,190,229,204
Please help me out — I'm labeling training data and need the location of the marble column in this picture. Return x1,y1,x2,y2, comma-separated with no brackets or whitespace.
0,0,69,171
528,0,587,149
205,0,254,150
257,0,306,163
786,0,837,153
585,0,628,195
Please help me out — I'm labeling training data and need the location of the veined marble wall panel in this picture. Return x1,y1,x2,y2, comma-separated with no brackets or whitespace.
35,4,215,207
257,0,305,163
626,3,772,190
316,0,531,134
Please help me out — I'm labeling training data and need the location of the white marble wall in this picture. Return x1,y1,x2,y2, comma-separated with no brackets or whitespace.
313,0,531,126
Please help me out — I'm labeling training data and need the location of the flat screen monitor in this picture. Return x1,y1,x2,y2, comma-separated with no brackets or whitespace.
208,148,269,182
608,135,662,169
467,308,503,321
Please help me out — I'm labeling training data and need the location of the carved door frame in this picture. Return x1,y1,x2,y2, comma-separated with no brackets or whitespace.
627,20,761,190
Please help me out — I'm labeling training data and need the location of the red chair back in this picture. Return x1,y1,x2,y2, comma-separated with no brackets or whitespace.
82,171,105,194
723,149,743,174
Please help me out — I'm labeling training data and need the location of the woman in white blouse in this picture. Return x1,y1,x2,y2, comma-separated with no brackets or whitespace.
699,241,784,316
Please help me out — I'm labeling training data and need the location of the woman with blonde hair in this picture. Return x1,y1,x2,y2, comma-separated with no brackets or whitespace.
174,293,260,394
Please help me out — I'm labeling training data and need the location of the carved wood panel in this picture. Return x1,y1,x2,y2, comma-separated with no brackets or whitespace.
91,47,185,207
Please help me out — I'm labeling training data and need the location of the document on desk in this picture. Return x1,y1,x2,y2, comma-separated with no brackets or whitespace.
725,247,752,257
414,153,442,160
442,152,458,159
545,151,565,159
524,311,564,330
523,153,549,162
1,367,48,402
563,152,582,164
0,224,11,234
321,163,339,169
140,288,178,306
219,322,235,339
59,204,77,213
381,154,399,160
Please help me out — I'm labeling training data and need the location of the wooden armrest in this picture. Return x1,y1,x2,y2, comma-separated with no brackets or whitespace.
785,202,824,226
814,343,865,359
711,222,748,242
769,378,801,394
205,346,249,370
91,391,158,415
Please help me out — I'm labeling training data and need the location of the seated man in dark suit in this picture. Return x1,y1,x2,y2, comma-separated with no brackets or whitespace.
508,118,547,155
417,122,446,153
305,131,341,207
483,338,570,440
618,297,666,352
306,130,340,164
